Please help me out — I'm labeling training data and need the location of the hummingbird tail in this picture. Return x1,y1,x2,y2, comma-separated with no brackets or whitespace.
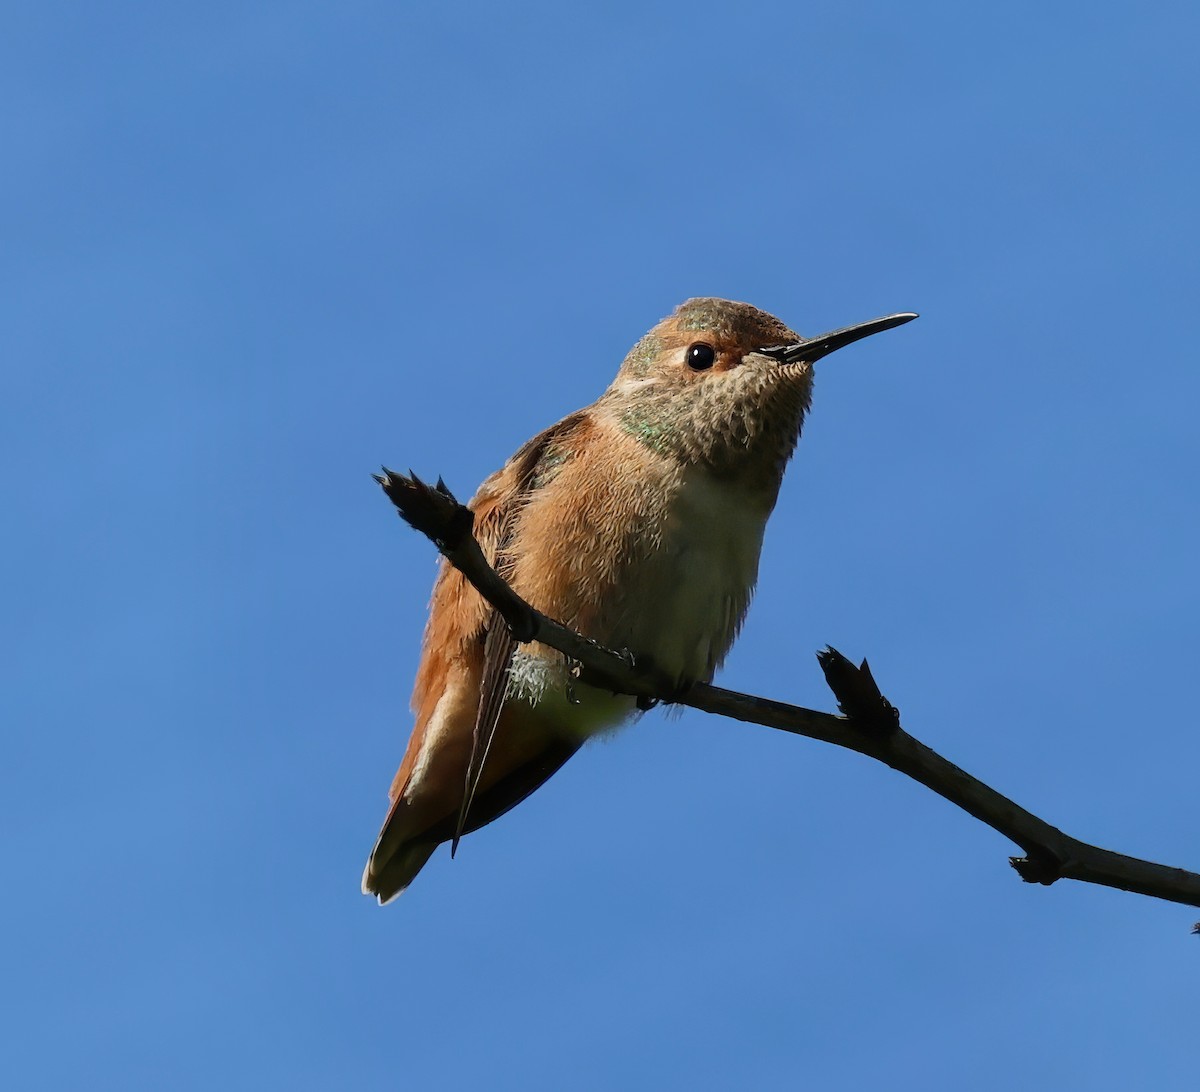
362,736,584,903
361,839,438,905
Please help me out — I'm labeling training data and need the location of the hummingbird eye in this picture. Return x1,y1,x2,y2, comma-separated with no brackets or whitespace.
686,343,716,371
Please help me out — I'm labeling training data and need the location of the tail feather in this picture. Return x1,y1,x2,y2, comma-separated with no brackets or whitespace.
362,839,437,905
362,737,582,903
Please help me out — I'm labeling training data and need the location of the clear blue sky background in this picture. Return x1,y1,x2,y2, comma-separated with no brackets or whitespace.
4,3,1198,1089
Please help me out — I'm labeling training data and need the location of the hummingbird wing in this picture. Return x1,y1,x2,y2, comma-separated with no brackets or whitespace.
363,412,590,902
452,412,587,852
451,598,515,854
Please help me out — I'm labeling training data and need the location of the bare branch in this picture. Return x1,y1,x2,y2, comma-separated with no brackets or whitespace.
375,468,1200,915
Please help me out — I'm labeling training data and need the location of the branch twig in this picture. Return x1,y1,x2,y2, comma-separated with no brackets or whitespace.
376,468,1200,916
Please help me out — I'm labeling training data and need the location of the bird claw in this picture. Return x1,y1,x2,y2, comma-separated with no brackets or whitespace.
564,657,583,705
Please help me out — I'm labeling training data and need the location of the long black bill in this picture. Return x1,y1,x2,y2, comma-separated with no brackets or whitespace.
760,312,918,365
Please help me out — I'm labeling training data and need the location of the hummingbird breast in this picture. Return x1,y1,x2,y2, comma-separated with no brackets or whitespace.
506,418,775,718
609,465,771,683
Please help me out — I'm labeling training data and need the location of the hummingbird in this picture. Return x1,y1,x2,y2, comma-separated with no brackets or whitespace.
363,298,916,903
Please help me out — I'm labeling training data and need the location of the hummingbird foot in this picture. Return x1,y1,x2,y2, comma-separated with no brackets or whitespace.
563,658,583,706
617,649,696,710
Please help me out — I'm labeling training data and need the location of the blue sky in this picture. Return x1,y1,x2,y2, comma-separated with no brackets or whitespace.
4,2,1199,1088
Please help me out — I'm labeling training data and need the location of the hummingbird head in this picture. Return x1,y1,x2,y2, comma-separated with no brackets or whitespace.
605,298,916,488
